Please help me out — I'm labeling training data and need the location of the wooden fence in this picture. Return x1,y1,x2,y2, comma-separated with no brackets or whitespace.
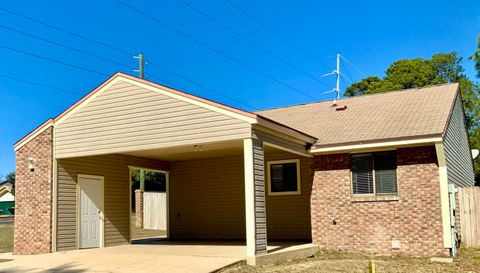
143,192,167,230
458,187,480,247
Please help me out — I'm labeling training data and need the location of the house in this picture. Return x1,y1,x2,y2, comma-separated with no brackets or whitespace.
0,181,14,215
13,73,475,265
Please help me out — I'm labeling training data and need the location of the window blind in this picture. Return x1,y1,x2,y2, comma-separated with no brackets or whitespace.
351,155,374,194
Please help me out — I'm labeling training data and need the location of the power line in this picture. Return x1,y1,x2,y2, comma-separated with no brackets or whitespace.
178,0,330,89
0,44,110,76
116,0,318,101
0,6,132,57
0,73,82,95
224,0,331,72
1,6,262,109
0,24,135,70
340,55,366,78
340,73,354,85
147,61,258,110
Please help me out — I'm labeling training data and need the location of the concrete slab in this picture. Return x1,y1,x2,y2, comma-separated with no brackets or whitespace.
0,241,247,273
247,243,319,266
430,257,453,263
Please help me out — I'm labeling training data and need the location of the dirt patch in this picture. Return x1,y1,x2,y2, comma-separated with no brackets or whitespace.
219,248,480,273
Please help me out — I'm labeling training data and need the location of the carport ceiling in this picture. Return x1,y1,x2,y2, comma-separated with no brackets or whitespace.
122,139,244,161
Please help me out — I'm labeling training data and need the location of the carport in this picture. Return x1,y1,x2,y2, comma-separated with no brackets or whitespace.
0,240,317,272
14,73,317,265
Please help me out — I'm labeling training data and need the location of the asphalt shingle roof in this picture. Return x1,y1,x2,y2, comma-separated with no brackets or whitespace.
256,83,459,148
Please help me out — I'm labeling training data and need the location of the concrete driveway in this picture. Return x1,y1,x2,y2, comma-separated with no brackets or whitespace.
0,240,249,273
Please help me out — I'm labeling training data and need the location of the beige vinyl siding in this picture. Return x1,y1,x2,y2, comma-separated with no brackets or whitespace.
265,151,313,240
169,156,246,239
55,80,251,158
168,152,312,241
56,154,168,251
443,92,475,187
253,128,308,156
253,137,267,252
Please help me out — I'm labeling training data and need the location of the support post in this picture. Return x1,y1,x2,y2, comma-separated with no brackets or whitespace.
435,142,453,249
135,189,144,228
244,137,267,265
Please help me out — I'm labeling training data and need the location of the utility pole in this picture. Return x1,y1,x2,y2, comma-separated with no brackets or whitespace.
133,53,144,79
322,53,341,106
335,53,340,104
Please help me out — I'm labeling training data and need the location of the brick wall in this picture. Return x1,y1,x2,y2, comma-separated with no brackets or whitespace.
135,189,144,228
311,145,450,257
14,127,53,254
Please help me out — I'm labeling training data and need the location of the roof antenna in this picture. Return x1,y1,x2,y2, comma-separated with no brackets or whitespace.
321,53,341,106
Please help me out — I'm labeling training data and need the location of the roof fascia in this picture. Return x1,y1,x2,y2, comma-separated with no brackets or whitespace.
309,136,443,154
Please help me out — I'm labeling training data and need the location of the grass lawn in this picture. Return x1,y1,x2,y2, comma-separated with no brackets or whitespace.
0,224,13,253
131,215,166,239
220,248,480,273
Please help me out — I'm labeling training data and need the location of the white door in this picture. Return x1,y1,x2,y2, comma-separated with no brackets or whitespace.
79,175,103,249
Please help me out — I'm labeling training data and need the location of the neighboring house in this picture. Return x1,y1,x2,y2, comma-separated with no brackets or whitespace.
0,181,14,215
12,73,475,265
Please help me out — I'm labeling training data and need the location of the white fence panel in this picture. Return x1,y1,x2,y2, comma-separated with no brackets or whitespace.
143,192,167,230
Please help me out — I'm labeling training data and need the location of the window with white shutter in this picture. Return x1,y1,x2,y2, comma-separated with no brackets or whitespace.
351,151,397,196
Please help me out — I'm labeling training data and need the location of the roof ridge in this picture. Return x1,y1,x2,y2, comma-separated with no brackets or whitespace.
256,82,459,112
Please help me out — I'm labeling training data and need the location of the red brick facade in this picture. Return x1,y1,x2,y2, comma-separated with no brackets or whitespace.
14,127,54,254
135,189,144,228
311,145,450,257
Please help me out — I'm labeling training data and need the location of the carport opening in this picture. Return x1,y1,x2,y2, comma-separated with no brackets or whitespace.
130,167,168,241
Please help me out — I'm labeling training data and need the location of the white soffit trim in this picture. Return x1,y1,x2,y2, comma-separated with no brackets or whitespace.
118,77,257,124
309,137,443,154
263,142,312,158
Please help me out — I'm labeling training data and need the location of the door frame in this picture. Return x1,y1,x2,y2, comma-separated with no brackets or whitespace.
77,174,105,249
128,166,170,243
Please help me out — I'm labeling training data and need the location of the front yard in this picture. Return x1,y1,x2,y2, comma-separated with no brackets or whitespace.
0,224,13,253
220,248,480,273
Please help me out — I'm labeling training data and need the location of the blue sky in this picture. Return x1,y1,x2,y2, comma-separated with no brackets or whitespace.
0,0,479,177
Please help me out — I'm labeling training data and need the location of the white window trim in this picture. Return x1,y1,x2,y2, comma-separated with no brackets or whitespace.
267,159,301,196
350,152,398,197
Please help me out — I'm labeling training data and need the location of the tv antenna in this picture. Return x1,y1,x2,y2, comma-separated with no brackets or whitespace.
322,53,341,106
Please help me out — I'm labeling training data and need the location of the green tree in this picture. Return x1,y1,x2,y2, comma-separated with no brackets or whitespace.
345,52,480,184
4,172,15,194
471,36,480,184
471,36,480,77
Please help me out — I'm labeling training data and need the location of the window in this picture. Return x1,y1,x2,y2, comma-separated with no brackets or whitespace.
267,159,301,195
351,151,397,195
